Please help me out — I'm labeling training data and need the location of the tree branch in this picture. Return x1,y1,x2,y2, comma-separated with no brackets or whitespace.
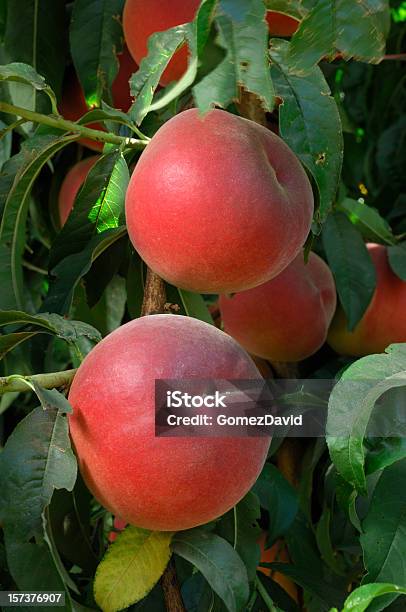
141,268,167,316
161,559,186,612
0,369,77,395
0,102,149,149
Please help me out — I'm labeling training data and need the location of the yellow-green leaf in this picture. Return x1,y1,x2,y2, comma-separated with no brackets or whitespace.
94,526,173,612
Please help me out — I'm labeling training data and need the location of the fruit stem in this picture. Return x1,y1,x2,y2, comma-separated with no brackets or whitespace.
161,558,186,612
0,368,77,395
0,101,149,149
141,268,167,315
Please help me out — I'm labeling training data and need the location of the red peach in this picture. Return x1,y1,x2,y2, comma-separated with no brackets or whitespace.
58,156,98,227
123,0,200,86
328,243,406,356
125,109,314,294
219,252,337,362
68,314,270,531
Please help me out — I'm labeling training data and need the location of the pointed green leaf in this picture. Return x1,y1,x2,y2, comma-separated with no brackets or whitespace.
287,0,390,71
342,583,406,612
0,134,78,311
270,39,343,220
322,211,376,330
94,526,173,612
0,404,77,541
339,198,396,246
70,0,125,106
0,62,57,112
172,529,249,612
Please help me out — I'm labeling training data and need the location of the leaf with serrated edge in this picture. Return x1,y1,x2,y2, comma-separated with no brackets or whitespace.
94,526,173,612
271,39,343,220
287,0,390,71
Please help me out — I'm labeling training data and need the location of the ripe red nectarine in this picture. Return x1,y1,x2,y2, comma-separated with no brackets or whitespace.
69,314,270,531
266,11,300,37
123,0,200,86
328,243,406,356
219,252,336,362
125,108,314,294
58,156,98,227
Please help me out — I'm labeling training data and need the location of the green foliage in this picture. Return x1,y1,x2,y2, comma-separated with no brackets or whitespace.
0,1,405,610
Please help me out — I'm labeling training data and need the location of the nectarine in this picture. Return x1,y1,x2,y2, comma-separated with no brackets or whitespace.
58,156,98,227
328,243,406,356
69,314,270,531
219,252,336,362
266,11,300,37
59,48,137,151
125,109,314,294
123,0,200,86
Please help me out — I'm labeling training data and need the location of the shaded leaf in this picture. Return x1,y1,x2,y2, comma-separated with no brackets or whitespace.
0,404,77,541
339,198,396,246
322,211,376,330
94,526,172,612
4,0,68,98
0,134,78,311
70,0,125,106
388,241,406,281
172,529,249,612
270,39,343,220
0,62,57,111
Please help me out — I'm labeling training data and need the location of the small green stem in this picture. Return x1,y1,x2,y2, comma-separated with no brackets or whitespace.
0,369,77,395
0,101,149,149
255,575,278,612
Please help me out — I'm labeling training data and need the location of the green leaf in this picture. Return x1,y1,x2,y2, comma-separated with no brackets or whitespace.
4,0,68,98
269,562,344,609
195,0,274,113
216,492,261,582
94,526,173,612
342,583,406,612
0,119,12,170
322,211,376,331
49,152,128,270
388,242,406,281
0,403,77,541
326,344,406,493
193,15,237,111
252,463,298,543
287,0,390,72
43,226,127,315
0,309,101,341
265,0,303,20
0,331,37,360
339,198,396,246
172,529,249,612
129,25,190,124
270,39,343,220
366,438,406,475
0,134,79,311
70,0,125,106
315,507,346,576
177,289,214,325
0,62,57,112
361,458,406,588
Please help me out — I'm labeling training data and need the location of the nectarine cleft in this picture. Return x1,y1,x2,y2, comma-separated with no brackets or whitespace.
123,0,200,86
68,314,270,531
58,156,99,227
328,243,406,356
125,109,314,294
219,252,337,362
